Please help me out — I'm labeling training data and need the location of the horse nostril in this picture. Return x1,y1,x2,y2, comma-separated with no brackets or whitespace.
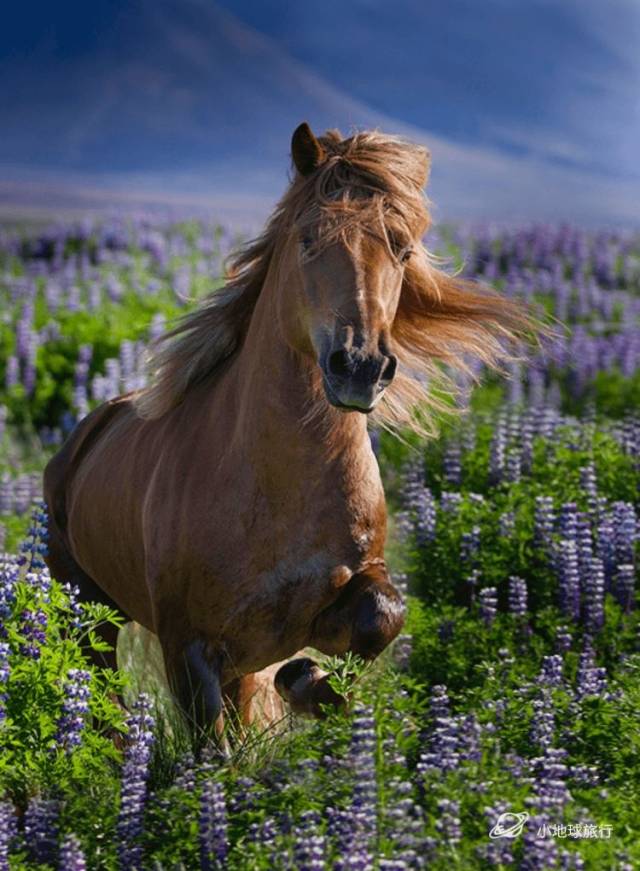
327,349,351,379
381,354,397,384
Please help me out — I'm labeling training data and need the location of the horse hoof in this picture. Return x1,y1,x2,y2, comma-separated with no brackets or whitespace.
274,657,347,718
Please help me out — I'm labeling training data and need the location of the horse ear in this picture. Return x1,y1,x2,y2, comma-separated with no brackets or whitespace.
291,122,326,176
417,147,431,188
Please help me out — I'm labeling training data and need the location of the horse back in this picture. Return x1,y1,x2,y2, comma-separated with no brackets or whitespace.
43,394,134,538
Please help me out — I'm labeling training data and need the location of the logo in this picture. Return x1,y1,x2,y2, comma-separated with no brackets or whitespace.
489,812,530,839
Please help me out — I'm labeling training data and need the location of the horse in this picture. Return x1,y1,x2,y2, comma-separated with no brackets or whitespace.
43,122,531,731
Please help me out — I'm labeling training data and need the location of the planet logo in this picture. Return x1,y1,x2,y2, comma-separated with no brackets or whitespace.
489,812,530,839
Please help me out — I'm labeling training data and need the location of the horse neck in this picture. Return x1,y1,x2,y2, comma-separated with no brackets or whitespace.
227,265,372,474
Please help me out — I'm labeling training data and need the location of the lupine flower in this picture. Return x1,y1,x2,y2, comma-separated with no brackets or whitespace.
480,801,515,866
443,443,462,486
0,800,18,871
534,497,555,560
498,511,516,538
508,576,528,616
116,694,155,869
479,587,498,627
24,798,59,866
18,608,47,658
555,625,572,653
576,640,607,699
293,810,326,871
614,563,635,612
435,798,461,846
59,833,87,870
56,668,92,752
199,778,228,870
538,655,564,687
530,690,555,750
582,557,605,633
556,539,580,620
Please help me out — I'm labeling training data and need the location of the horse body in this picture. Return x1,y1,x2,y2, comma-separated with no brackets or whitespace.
44,122,531,729
45,237,392,722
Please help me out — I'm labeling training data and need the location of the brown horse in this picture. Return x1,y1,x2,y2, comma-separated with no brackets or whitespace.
44,123,530,730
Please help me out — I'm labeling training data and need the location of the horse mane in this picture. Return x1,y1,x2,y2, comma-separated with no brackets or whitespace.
134,128,534,431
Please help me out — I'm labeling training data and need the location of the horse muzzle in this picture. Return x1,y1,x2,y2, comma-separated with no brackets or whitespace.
321,346,397,413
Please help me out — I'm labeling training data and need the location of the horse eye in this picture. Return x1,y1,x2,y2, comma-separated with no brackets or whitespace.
399,246,413,264
300,235,314,252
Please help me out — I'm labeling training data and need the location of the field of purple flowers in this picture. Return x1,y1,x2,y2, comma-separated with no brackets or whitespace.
1,218,640,869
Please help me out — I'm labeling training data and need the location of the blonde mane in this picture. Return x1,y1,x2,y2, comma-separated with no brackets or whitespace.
134,128,533,433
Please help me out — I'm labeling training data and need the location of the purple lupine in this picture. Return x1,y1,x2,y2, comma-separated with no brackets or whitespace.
393,634,413,671
480,802,515,866
18,608,47,658
0,800,17,871
555,625,572,654
333,705,377,870
199,778,228,870
435,798,461,846
498,511,516,538
556,539,580,620
293,810,325,871
614,563,635,612
488,413,507,485
530,690,555,750
479,587,498,627
576,640,607,699
440,491,463,514
596,513,617,590
538,655,564,687
582,557,605,633
508,576,528,616
613,501,637,566
557,503,578,542
520,814,558,871
116,694,155,869
24,798,59,866
417,685,461,775
534,497,555,560
529,747,572,811
443,443,462,486
56,668,92,752
460,525,481,568
59,833,87,870
0,642,9,723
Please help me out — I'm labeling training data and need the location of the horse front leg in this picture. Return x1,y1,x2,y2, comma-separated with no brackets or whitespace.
160,635,224,736
274,564,405,717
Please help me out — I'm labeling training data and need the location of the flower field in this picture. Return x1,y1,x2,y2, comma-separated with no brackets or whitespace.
1,217,640,869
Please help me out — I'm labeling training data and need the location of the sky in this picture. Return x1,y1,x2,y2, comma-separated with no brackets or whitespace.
1,0,639,225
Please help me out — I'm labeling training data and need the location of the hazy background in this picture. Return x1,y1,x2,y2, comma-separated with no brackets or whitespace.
2,0,639,225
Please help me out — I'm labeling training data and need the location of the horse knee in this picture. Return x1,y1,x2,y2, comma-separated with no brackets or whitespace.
351,581,406,659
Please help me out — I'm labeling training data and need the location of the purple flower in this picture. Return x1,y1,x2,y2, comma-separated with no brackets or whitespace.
582,557,605,633
199,779,228,870
479,587,498,627
18,608,47,658
435,798,461,846
56,668,92,752
116,694,155,869
508,576,528,617
24,798,59,866
293,810,326,871
614,563,635,612
0,801,18,870
59,833,87,870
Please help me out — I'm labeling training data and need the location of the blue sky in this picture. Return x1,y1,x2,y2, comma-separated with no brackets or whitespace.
1,0,639,224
